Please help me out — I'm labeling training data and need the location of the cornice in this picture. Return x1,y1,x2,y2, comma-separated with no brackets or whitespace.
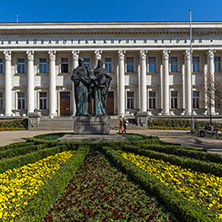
0,22,222,36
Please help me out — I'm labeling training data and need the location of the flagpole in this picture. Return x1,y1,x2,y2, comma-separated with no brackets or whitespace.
190,9,194,132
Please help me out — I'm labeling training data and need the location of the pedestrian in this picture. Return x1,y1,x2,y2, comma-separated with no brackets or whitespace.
199,123,214,137
122,117,129,134
119,118,123,133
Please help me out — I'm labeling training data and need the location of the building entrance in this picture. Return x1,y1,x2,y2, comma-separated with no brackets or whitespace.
106,92,114,115
60,92,70,116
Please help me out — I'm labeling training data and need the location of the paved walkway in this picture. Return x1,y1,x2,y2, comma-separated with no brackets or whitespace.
0,129,221,155
127,129,222,155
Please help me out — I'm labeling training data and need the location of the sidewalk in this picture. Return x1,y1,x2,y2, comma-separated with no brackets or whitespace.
127,129,222,155
0,129,221,155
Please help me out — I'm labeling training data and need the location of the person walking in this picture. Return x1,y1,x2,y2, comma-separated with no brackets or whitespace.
122,117,128,134
119,118,123,133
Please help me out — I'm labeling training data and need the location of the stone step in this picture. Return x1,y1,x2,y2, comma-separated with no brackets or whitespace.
29,116,146,131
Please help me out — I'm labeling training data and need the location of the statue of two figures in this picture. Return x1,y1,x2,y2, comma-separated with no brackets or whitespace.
71,58,112,116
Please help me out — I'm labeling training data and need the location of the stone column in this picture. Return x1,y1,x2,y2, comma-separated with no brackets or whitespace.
162,50,170,115
48,50,57,116
185,50,192,115
26,51,35,114
140,50,147,112
118,50,125,116
71,50,79,116
94,50,102,67
4,51,12,116
208,49,216,115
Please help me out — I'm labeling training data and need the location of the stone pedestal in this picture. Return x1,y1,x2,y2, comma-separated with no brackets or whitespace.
136,111,148,128
73,116,110,134
28,112,42,130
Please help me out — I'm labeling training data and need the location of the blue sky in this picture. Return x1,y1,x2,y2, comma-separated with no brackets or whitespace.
1,0,222,23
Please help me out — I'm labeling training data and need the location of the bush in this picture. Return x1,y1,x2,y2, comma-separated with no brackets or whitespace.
0,119,27,129
101,146,216,222
148,118,222,129
0,144,79,174
121,145,222,177
0,143,50,159
18,146,91,222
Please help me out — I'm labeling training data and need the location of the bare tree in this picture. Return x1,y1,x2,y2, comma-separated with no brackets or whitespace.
205,74,222,114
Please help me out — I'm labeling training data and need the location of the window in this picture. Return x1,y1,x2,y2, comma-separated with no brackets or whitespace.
215,57,221,72
148,57,156,72
39,92,47,110
83,58,90,68
170,57,178,72
127,92,134,109
105,58,112,72
193,57,199,72
18,92,25,110
0,59,3,73
127,57,134,72
149,91,156,109
171,91,178,109
193,91,199,109
17,58,25,73
61,58,68,73
0,92,3,109
39,58,47,73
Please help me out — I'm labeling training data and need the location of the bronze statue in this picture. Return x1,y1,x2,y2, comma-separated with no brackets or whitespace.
91,59,112,115
71,58,112,116
71,58,91,116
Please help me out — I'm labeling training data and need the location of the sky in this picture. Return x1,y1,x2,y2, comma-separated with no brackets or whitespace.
1,0,222,23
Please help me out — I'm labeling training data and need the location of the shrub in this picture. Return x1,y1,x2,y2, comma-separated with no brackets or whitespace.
101,146,216,222
148,118,222,129
0,119,27,129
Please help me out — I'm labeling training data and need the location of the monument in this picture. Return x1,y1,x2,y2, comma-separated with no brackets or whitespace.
71,58,112,134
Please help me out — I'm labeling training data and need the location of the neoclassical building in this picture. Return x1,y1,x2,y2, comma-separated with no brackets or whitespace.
0,21,221,117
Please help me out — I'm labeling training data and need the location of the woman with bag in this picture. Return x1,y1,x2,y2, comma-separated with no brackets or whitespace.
122,117,128,134
119,118,123,133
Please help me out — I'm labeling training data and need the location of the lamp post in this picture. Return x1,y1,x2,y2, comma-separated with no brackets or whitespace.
207,88,212,125
190,9,194,132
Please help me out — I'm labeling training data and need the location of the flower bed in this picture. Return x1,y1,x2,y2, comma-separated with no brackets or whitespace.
1,132,221,221
0,150,75,221
124,144,222,164
0,143,49,160
119,151,222,219
43,151,176,222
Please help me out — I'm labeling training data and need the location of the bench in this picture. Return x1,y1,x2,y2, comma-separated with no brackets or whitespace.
205,129,222,139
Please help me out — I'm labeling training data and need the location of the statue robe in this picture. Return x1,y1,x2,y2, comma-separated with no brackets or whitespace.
92,67,112,115
71,66,90,116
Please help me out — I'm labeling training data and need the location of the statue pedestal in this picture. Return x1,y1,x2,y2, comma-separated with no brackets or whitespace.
73,116,110,134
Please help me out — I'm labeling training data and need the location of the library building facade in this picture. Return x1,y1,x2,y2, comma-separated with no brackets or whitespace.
0,21,221,117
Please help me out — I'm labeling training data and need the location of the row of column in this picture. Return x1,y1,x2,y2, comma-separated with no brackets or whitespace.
3,50,58,116
2,49,216,116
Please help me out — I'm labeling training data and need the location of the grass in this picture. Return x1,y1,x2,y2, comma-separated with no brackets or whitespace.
33,133,66,141
121,133,145,141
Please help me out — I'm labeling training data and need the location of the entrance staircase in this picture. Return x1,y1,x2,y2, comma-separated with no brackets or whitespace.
29,116,145,131
32,117,74,131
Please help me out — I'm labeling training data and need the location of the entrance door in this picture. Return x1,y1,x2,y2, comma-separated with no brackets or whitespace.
106,92,114,115
60,92,70,116
88,97,93,115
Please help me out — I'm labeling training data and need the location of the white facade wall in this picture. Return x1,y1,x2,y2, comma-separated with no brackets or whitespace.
0,22,221,116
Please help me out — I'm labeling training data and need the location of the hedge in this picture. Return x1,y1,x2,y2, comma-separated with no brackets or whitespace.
121,145,222,177
148,118,222,129
0,119,27,129
0,143,50,160
101,146,217,222
0,141,33,152
124,144,219,163
0,144,79,174
17,146,91,222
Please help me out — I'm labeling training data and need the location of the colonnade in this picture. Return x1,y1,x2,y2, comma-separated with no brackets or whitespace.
2,49,216,116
